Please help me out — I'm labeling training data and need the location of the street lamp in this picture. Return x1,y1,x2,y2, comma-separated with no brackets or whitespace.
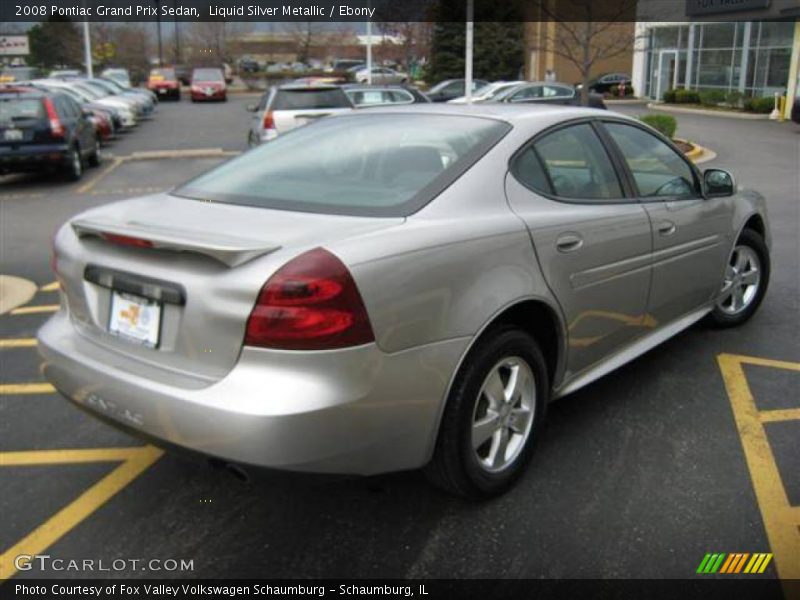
154,0,163,67
465,0,473,103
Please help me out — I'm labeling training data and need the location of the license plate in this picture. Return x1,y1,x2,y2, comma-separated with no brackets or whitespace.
205,88,215,96
108,291,161,347
4,128,23,141
158,88,167,94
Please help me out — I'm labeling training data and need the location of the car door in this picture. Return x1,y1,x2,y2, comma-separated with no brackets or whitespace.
505,120,654,379
599,120,731,325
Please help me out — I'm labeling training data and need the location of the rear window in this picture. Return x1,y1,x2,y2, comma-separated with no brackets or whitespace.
174,114,510,217
150,69,176,80
273,88,351,110
192,69,223,81
0,98,44,124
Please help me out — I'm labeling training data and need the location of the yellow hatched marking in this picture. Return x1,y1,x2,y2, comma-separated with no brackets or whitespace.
717,354,800,581
39,281,60,292
759,408,800,423
0,383,54,395
0,446,163,580
0,338,36,348
9,305,58,315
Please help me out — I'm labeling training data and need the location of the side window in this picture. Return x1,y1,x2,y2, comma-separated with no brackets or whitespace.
533,123,623,201
513,86,541,100
512,147,550,192
604,122,698,199
543,85,573,98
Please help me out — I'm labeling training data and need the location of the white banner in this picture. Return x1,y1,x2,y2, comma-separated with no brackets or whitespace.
0,36,30,56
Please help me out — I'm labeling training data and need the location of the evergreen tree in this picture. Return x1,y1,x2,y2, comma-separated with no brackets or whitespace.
28,16,82,70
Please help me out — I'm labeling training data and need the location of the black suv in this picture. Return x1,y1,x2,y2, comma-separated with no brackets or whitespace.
0,88,99,181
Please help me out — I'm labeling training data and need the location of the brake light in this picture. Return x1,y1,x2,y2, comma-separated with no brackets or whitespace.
262,110,275,130
100,233,154,248
43,98,64,138
245,248,374,350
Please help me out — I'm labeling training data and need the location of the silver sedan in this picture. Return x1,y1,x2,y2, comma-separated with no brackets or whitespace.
39,105,770,497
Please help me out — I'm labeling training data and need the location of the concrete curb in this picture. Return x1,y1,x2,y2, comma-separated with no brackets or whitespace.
605,98,650,105
0,275,38,315
647,102,770,120
676,138,717,165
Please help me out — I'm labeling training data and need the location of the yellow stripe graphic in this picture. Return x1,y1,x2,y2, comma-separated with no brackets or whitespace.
744,554,761,573
758,554,773,574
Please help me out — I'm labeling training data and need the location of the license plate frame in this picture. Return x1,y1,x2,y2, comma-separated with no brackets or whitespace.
108,290,162,348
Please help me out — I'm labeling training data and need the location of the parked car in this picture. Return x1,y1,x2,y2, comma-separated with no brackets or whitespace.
0,88,99,180
190,68,227,102
147,68,181,101
353,66,408,85
492,82,607,109
449,81,527,104
33,79,137,129
0,66,41,83
330,59,365,72
246,83,353,146
238,58,260,74
174,64,192,86
99,76,157,110
39,105,771,498
101,68,132,88
85,78,154,116
49,69,83,79
31,80,123,136
427,79,489,102
342,84,430,107
585,72,631,94
791,96,800,124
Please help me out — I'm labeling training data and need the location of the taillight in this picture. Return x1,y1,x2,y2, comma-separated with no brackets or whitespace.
100,233,154,248
245,248,374,350
262,110,275,130
43,98,64,138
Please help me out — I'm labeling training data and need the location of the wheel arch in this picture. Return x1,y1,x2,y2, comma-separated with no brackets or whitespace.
425,296,566,461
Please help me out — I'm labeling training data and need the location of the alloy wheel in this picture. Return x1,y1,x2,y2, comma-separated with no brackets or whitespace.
471,356,536,473
716,245,761,315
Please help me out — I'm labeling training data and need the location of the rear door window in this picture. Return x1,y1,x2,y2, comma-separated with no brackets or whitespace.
529,123,623,201
273,89,351,110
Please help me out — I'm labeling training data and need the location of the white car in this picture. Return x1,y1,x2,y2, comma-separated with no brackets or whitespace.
354,66,408,85
449,81,527,104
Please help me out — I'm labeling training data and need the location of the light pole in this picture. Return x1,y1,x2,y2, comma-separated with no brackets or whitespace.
82,20,93,77
465,0,473,103
154,0,163,66
366,19,373,84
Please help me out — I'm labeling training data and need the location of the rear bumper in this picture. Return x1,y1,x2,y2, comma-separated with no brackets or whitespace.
190,89,226,101
0,144,70,170
38,310,467,475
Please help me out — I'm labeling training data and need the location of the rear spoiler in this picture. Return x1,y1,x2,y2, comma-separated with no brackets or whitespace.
71,218,281,267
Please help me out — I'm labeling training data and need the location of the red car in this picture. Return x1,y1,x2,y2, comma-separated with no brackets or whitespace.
190,68,227,102
147,68,181,101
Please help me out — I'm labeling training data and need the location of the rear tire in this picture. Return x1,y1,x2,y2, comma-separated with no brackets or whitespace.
425,326,549,498
64,145,83,181
87,136,100,167
706,228,770,328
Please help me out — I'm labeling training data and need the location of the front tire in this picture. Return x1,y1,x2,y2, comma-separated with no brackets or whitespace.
425,327,549,498
707,228,770,328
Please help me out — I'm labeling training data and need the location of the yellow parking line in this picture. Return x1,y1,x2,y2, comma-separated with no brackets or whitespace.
39,281,60,292
0,338,37,348
0,383,54,395
9,305,58,315
759,408,800,423
0,445,163,580
717,353,800,581
76,156,124,194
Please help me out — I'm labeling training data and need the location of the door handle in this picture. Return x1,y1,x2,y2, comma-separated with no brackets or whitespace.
658,220,677,236
556,233,584,253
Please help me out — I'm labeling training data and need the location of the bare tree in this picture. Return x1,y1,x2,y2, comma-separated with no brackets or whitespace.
289,22,323,64
527,0,639,105
376,22,433,73
187,22,252,66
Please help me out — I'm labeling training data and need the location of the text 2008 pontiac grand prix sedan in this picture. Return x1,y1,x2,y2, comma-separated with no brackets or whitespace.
38,105,770,497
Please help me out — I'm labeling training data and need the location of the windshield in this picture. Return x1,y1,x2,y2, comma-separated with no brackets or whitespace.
192,69,223,82
175,114,510,217
72,83,104,100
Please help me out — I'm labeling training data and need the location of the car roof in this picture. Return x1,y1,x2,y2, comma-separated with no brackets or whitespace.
349,102,613,125
276,83,343,91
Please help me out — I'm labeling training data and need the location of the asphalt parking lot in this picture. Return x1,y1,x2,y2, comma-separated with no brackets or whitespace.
0,96,798,582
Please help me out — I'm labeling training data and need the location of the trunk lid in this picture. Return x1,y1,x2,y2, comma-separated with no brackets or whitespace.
56,193,402,384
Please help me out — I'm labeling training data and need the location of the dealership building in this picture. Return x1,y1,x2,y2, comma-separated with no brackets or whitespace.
632,0,800,118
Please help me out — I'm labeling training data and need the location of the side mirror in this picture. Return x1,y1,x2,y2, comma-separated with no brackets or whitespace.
703,168,735,198
246,104,257,112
